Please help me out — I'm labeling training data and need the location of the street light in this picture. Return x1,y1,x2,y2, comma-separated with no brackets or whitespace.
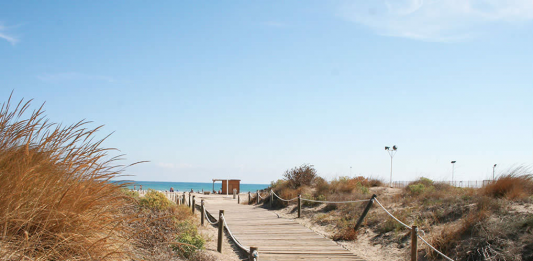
385,145,398,188
493,164,497,180
451,161,456,185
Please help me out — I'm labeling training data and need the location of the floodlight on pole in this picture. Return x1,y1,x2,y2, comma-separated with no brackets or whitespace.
493,164,497,180
385,145,398,188
451,161,456,184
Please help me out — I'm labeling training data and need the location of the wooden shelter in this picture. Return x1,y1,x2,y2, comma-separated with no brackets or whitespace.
212,179,241,195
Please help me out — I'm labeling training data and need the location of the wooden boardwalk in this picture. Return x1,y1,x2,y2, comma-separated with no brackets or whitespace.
199,195,364,261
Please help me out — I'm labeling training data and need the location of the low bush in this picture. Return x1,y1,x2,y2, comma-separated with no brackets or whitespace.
283,164,317,189
122,188,140,199
332,218,357,241
139,189,174,210
173,221,205,258
483,170,533,200
330,176,369,194
302,194,326,207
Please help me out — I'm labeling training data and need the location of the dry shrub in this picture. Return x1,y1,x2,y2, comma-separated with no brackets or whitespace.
313,176,330,196
0,96,137,259
483,168,533,200
424,196,502,260
330,176,369,194
366,177,384,187
332,221,357,241
283,164,317,189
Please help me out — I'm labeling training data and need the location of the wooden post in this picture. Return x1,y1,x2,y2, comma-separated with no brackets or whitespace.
270,192,273,208
192,196,195,213
188,193,191,207
217,210,224,253
249,246,258,261
298,194,301,218
201,200,205,226
248,192,251,204
183,192,186,205
411,226,418,261
238,194,240,204
256,190,259,204
354,194,377,232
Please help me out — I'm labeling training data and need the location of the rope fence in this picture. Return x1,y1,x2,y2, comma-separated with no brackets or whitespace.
179,188,454,261
221,214,250,254
203,207,257,261
268,190,455,261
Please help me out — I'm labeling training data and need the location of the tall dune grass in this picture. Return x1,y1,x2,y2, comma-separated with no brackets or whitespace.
0,96,135,260
483,166,533,200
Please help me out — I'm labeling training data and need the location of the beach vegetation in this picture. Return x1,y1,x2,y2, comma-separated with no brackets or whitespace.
0,96,135,260
283,163,317,189
173,220,205,258
139,189,173,210
270,164,533,260
0,95,214,260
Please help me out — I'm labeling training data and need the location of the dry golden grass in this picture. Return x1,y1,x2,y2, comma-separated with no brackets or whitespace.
0,96,139,260
483,168,533,200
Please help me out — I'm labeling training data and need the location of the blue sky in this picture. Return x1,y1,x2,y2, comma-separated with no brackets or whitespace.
1,0,532,184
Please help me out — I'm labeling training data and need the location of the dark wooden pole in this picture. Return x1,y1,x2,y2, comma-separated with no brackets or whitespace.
249,246,258,261
188,193,191,207
201,200,205,226
248,192,251,204
270,192,273,208
217,210,224,253
354,194,377,232
298,194,301,218
238,194,240,204
256,190,259,204
192,196,195,213
411,226,418,261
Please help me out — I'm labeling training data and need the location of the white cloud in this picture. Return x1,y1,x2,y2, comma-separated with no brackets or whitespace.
338,0,533,42
0,23,18,45
37,72,115,83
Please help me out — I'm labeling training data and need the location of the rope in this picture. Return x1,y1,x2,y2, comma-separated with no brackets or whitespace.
373,198,411,230
301,198,370,204
257,193,265,199
270,190,298,202
221,214,250,254
204,209,219,225
418,234,455,261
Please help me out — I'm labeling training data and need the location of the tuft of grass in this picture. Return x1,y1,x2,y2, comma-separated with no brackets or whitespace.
483,169,533,200
0,96,138,259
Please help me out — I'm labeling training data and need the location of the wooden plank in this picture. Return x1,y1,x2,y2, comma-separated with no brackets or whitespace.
199,194,365,261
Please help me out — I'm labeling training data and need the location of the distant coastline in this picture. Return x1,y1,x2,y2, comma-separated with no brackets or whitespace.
114,180,269,193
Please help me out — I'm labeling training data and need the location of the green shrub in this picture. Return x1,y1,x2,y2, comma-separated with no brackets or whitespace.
408,184,426,195
121,188,139,199
356,183,369,194
173,221,205,258
139,190,173,210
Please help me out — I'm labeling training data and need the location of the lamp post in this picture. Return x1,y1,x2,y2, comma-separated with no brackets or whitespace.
493,164,497,180
451,161,456,185
385,145,398,188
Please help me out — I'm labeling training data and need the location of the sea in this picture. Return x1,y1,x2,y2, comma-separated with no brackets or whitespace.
115,180,270,193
